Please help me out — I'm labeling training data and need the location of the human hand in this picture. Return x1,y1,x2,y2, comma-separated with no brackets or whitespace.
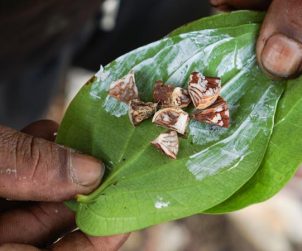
210,0,302,79
0,120,128,250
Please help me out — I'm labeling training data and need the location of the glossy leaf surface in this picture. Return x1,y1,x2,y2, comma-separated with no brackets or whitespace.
208,76,302,213
56,11,301,235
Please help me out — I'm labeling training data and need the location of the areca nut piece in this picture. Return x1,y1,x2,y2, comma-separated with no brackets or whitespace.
152,107,189,134
109,71,139,103
188,72,221,109
128,99,158,126
192,96,230,128
151,130,179,159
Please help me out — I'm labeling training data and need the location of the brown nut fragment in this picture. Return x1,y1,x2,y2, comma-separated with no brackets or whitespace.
109,71,139,103
188,72,221,109
171,87,191,108
152,107,189,134
153,81,191,108
192,96,230,128
151,131,179,159
153,80,174,106
128,99,158,126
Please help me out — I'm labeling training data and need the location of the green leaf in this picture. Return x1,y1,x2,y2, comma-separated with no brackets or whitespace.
169,10,264,36
207,76,302,213
56,11,298,236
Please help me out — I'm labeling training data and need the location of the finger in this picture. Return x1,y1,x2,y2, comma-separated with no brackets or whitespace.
51,231,129,251
0,125,104,201
256,0,302,78
0,244,39,251
210,0,271,11
0,121,60,211
0,233,129,251
21,120,59,141
0,202,75,247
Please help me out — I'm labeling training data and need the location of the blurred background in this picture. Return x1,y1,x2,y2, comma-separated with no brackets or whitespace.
1,0,302,250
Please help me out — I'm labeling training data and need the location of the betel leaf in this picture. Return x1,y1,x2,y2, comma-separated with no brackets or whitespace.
207,76,302,213
169,10,264,36
56,10,299,236
170,11,302,214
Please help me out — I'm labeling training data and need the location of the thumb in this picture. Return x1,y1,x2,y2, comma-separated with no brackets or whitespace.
257,0,302,79
0,125,104,201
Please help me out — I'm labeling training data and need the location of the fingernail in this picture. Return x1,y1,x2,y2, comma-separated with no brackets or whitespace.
261,34,302,78
71,153,105,187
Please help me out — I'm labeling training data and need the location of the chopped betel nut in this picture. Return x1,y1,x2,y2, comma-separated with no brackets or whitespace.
151,131,179,159
192,96,230,128
108,71,139,103
188,72,221,109
128,99,158,126
153,81,191,108
108,70,229,159
171,87,191,108
153,80,174,106
152,107,189,134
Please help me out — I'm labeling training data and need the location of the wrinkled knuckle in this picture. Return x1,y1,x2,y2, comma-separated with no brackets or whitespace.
19,135,35,164
0,129,19,156
28,138,71,182
0,127,15,145
28,204,53,233
15,133,40,176
28,139,71,183
0,129,34,168
26,137,43,180
51,144,71,182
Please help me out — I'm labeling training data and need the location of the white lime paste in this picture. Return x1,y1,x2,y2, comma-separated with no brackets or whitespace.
90,29,232,117
187,86,275,180
155,196,170,209
88,27,272,182
103,96,129,117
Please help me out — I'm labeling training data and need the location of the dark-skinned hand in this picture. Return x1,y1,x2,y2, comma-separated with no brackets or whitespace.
211,0,302,79
0,120,129,250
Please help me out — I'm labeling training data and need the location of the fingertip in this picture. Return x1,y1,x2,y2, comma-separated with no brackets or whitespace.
256,0,302,79
70,152,105,190
258,33,302,79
